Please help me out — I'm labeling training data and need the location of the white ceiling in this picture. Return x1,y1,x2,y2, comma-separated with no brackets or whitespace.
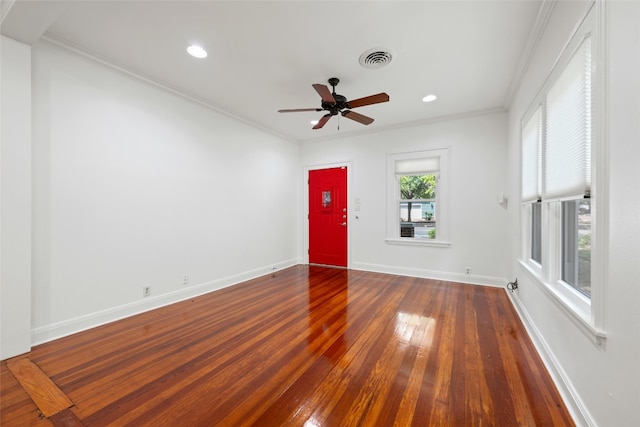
1,0,544,143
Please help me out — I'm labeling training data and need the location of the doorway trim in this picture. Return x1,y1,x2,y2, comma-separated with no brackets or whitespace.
303,161,352,268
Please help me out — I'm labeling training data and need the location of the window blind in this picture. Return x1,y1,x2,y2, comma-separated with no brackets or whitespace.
544,36,592,201
521,107,542,203
395,157,439,175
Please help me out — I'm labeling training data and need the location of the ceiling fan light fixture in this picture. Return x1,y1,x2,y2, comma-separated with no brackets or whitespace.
310,120,319,125
359,48,393,69
187,45,207,59
422,94,438,103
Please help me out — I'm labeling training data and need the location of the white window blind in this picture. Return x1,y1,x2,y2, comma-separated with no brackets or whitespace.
395,157,439,176
544,36,592,201
521,107,542,203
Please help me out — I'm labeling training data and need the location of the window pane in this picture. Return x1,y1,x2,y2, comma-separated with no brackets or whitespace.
531,202,542,264
562,199,591,297
400,175,436,199
399,174,436,240
399,202,436,239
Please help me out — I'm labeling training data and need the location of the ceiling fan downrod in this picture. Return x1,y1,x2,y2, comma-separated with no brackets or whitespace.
328,77,340,94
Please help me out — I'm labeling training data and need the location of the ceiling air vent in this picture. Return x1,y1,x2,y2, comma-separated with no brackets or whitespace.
359,49,393,69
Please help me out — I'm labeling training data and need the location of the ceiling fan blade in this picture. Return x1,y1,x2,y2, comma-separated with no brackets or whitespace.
312,84,336,104
346,92,390,109
278,108,323,113
312,114,332,129
342,110,374,125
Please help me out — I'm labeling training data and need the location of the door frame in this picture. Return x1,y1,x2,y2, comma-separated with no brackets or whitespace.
303,161,352,267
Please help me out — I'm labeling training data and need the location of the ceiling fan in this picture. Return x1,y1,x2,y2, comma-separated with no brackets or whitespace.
278,77,390,129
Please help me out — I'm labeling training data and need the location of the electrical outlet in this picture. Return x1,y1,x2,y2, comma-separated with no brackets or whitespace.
143,286,151,297
182,274,189,286
465,267,471,275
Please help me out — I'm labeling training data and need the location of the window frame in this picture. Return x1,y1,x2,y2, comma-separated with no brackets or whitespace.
519,3,606,344
386,148,450,247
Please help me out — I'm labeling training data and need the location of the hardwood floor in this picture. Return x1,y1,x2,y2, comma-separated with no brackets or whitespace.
1,265,574,426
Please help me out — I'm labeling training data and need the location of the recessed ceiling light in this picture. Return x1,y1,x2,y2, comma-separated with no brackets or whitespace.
310,120,319,125
422,94,437,103
187,45,207,59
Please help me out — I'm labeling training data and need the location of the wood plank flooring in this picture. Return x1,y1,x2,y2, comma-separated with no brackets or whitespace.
1,265,574,426
1,360,54,426
6,357,73,417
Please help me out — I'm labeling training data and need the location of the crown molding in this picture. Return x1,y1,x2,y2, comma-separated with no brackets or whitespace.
301,107,507,145
40,35,300,146
503,0,557,109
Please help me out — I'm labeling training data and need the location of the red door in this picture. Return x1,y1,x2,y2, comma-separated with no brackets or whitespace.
309,167,347,267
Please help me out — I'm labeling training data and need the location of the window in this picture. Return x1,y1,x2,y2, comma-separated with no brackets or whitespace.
519,5,604,340
387,149,449,246
546,34,592,296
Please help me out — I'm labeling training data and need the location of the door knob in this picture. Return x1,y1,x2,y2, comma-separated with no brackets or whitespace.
340,222,347,226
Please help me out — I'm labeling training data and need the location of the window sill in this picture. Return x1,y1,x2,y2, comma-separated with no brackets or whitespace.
518,259,606,345
386,238,451,248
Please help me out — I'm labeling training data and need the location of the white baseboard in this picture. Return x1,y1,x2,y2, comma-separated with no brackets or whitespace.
507,291,595,427
31,258,301,346
350,261,507,288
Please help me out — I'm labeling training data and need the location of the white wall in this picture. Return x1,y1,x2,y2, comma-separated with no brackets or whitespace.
300,111,509,286
0,36,32,359
506,1,640,426
30,41,301,343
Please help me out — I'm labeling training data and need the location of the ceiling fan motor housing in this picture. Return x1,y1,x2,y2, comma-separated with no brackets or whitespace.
323,77,348,115
322,94,348,115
